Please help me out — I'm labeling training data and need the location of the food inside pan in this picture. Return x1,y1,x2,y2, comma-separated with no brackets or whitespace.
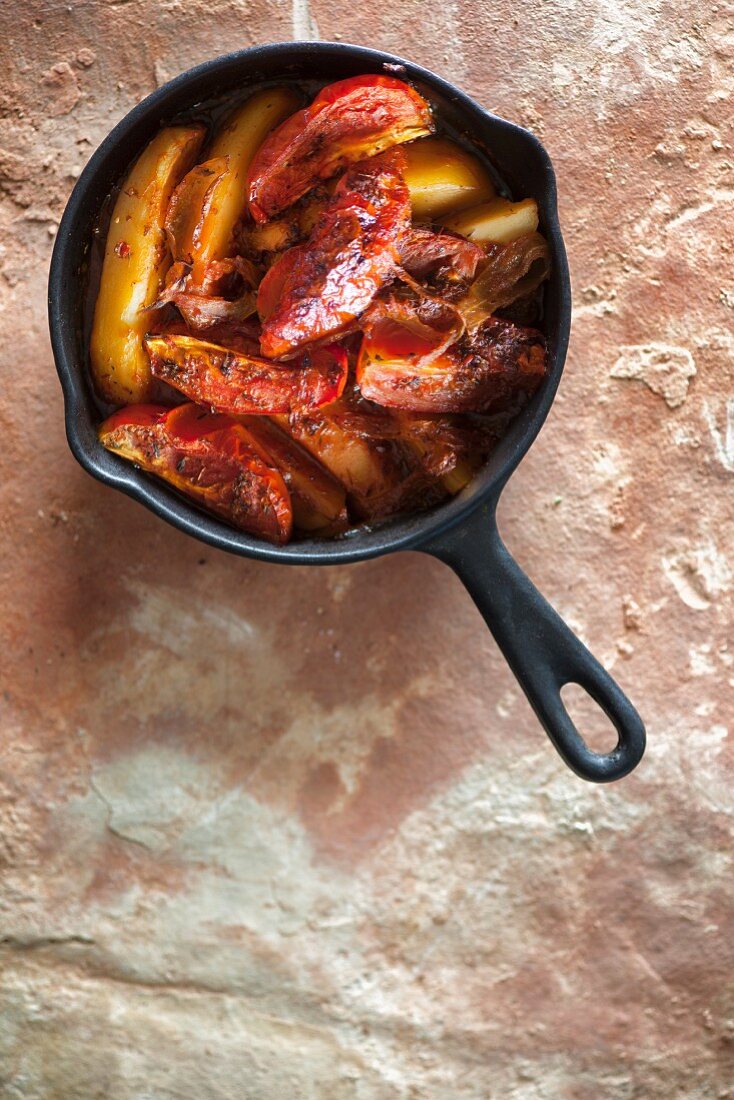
90,75,551,543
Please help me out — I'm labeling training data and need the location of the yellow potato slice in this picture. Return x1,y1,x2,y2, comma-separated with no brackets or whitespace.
90,125,205,405
442,197,539,245
165,156,230,265
440,457,478,495
180,86,302,282
403,137,495,220
272,407,400,518
243,190,329,255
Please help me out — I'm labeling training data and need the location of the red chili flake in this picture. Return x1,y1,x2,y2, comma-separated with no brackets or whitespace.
114,240,131,258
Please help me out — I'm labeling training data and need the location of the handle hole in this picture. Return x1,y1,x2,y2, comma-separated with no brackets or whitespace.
560,682,619,755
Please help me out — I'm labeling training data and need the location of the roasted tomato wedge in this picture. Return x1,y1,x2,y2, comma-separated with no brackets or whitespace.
361,287,465,367
247,75,433,222
241,418,348,533
145,334,348,415
258,151,411,359
99,403,293,543
358,308,547,413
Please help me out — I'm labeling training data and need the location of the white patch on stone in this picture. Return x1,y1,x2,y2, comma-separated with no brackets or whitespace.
154,59,172,87
610,343,696,408
690,643,716,677
591,440,624,481
90,744,222,852
125,579,257,653
670,422,701,448
662,539,732,611
703,396,734,472
291,0,319,40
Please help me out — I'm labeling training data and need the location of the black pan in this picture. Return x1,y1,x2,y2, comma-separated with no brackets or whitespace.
48,41,646,783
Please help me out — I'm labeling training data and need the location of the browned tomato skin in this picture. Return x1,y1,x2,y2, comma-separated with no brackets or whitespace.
247,74,433,223
99,404,293,543
258,151,411,360
145,334,348,415
357,313,548,414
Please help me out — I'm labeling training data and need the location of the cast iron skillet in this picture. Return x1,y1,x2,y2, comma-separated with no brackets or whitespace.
48,42,646,783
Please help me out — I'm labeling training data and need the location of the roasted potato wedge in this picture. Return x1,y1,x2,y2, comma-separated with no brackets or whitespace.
241,418,348,532
248,74,433,222
441,197,539,245
90,125,206,405
274,401,407,520
358,311,547,413
99,403,293,542
403,137,495,220
244,190,331,255
166,87,301,285
258,151,410,359
145,333,348,414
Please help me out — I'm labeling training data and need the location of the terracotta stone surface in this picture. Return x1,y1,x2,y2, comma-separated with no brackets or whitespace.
1,2,733,1097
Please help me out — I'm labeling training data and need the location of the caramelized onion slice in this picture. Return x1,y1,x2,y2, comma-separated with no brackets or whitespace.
153,256,259,332
399,226,485,293
457,231,551,333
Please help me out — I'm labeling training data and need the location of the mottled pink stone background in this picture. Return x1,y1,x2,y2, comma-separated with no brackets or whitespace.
1,2,733,1096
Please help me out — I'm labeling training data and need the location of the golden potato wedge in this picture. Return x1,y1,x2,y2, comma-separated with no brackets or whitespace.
403,137,495,220
442,197,539,245
272,404,405,520
165,157,229,266
176,87,301,283
90,125,206,405
439,457,478,494
244,190,330,255
240,417,348,533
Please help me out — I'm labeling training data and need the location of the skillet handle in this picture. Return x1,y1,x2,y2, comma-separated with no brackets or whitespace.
424,507,645,782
